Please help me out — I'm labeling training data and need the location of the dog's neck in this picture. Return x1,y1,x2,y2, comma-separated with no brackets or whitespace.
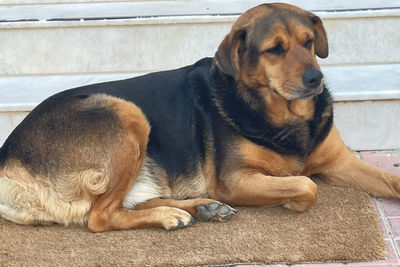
210,66,333,157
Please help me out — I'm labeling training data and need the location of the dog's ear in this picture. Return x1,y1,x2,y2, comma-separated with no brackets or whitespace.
215,27,247,79
311,16,328,58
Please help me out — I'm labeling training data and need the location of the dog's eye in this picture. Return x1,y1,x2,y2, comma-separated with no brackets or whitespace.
263,43,285,55
304,39,313,50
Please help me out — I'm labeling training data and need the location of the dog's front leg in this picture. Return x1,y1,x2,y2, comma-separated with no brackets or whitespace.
215,171,318,212
313,149,400,198
304,125,400,198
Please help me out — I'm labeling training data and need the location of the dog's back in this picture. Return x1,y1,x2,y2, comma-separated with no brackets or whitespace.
1,57,214,177
63,57,214,177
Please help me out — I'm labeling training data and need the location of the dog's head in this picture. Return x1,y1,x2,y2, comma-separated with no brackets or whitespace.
215,3,328,100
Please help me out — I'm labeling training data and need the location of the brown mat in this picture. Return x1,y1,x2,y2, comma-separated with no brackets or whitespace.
0,180,386,266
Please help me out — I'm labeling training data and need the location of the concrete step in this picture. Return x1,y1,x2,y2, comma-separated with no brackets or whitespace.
0,64,399,150
1,64,399,111
2,0,400,19
1,8,399,76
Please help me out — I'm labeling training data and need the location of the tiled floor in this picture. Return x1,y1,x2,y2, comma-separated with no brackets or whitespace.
238,150,400,267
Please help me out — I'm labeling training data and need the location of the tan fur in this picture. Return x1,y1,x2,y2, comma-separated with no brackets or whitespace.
0,160,101,225
242,30,320,124
214,5,272,79
237,139,304,177
171,172,208,200
263,90,316,124
0,95,130,227
213,123,400,211
215,169,318,212
203,144,219,200
136,197,218,218
304,126,400,198
207,137,316,211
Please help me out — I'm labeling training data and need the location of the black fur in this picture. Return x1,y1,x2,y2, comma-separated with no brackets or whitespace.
0,57,333,180
0,58,215,180
211,66,333,158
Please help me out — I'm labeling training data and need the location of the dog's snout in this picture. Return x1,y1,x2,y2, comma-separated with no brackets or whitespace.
302,70,323,88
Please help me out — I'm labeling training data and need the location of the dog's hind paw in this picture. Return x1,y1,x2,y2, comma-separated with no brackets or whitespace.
197,202,238,222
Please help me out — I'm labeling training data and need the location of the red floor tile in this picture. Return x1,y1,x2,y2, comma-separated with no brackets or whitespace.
396,240,400,257
361,152,400,175
370,198,390,238
380,198,400,217
317,264,348,266
292,263,347,267
388,217,400,238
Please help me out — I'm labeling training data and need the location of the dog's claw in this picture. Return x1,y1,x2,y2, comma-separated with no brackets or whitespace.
197,202,238,222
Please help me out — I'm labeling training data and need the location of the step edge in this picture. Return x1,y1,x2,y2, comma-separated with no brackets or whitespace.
1,8,399,29
1,94,399,112
333,91,400,102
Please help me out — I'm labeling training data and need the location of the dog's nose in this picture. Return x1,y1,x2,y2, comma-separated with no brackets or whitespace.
302,70,323,88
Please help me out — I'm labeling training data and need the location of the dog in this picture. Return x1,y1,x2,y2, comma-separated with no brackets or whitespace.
0,3,399,232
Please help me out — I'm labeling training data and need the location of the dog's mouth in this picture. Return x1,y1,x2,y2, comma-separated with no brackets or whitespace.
298,84,324,99
275,82,324,100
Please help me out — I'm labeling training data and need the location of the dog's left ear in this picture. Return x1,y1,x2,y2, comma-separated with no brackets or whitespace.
311,15,329,58
215,27,248,79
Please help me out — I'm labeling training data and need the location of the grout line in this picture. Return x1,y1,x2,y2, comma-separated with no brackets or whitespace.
387,216,400,262
374,197,393,239
374,198,386,218
388,238,400,264
376,198,400,263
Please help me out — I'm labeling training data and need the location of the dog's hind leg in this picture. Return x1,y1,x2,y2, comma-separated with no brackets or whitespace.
0,177,36,224
304,125,400,198
87,99,195,232
0,176,56,225
0,170,94,226
135,197,238,222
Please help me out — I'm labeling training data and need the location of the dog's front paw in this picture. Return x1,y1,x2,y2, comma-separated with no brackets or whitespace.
196,202,238,222
157,207,196,231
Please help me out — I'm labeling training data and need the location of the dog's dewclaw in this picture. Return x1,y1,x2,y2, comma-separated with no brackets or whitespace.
197,202,238,222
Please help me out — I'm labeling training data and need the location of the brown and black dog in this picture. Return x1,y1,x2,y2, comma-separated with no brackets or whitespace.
0,3,399,232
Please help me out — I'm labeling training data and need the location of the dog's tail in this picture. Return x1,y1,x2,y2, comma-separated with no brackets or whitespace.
56,169,111,201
